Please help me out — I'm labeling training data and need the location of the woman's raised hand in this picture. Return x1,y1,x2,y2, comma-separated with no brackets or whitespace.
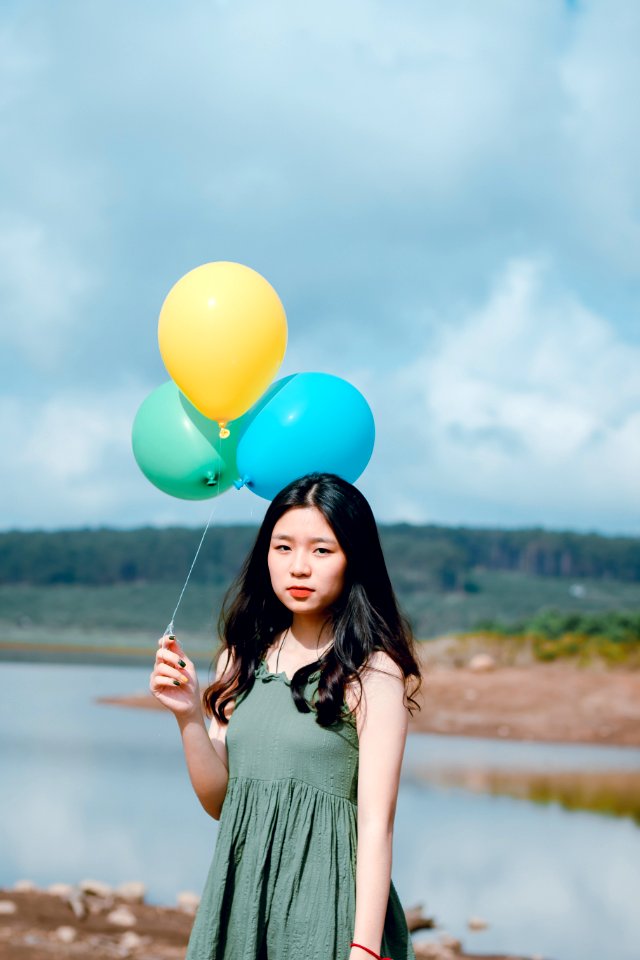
150,635,202,720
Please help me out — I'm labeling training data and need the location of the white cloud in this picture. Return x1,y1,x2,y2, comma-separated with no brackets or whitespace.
1,1,639,531
559,0,640,270
0,383,268,530
367,258,640,532
0,219,96,369
1,385,145,528
0,21,45,112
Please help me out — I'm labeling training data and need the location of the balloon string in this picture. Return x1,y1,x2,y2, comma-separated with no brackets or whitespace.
162,436,224,646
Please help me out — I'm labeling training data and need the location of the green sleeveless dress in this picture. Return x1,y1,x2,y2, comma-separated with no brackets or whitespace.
184,657,416,960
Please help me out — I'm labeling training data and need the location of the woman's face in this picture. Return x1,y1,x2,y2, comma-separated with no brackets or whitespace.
268,506,348,617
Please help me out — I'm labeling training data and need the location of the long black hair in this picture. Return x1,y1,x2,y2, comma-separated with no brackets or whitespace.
202,472,422,728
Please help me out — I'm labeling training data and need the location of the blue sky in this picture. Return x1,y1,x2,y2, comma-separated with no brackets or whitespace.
1,0,638,534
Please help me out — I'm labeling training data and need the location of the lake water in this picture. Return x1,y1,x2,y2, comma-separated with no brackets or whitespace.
1,662,639,960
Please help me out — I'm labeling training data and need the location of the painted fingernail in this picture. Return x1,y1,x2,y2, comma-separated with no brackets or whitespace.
178,659,186,668
173,679,181,686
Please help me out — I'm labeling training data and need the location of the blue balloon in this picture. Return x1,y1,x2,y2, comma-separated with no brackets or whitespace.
234,372,375,500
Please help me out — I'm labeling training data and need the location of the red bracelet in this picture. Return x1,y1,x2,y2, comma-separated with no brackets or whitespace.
350,942,392,960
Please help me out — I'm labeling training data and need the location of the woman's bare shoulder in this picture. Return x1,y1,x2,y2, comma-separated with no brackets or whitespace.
361,649,404,681
343,650,404,728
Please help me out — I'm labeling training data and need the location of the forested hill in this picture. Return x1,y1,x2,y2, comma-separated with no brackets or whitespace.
1,525,638,591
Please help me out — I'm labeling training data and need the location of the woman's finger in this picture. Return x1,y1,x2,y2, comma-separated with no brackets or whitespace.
156,647,188,669
157,635,186,656
153,662,189,684
151,674,189,689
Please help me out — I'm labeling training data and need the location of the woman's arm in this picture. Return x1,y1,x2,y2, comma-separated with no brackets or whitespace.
350,651,409,960
151,637,233,820
178,646,237,821
176,708,229,821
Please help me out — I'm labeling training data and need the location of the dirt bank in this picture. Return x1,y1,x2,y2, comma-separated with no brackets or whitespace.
411,658,640,746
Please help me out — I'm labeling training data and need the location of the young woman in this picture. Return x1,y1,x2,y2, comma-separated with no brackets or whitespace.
150,472,422,960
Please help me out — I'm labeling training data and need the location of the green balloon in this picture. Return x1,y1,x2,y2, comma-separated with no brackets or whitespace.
131,381,244,500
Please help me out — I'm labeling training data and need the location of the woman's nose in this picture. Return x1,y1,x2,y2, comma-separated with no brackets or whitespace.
290,551,311,576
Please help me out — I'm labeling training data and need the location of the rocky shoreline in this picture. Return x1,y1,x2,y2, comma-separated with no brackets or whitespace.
0,879,549,960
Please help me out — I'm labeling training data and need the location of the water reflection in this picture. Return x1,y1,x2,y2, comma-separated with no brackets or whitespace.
413,767,640,824
402,731,640,824
1,662,639,960
396,781,640,960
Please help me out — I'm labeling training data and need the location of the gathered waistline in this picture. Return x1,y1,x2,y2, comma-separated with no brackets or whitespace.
227,774,358,806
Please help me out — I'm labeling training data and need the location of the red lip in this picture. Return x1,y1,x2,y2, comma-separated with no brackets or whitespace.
287,587,314,597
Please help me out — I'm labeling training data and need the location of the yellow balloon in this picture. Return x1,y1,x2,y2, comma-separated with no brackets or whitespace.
158,261,288,424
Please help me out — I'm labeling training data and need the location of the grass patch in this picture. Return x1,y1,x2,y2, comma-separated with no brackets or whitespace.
466,609,640,668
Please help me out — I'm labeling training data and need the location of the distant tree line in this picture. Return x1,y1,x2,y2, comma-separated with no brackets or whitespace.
0,524,638,589
382,524,640,588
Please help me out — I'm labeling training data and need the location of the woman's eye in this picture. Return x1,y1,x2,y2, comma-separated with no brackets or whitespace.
274,544,290,552
315,548,330,555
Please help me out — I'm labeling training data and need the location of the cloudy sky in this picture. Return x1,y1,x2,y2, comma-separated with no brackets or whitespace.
1,0,638,534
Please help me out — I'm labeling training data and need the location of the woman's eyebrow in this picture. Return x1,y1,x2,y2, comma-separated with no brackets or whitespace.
271,534,337,544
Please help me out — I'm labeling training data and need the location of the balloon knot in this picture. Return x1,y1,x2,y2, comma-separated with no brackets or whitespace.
233,476,248,490
205,472,218,486
218,421,230,439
